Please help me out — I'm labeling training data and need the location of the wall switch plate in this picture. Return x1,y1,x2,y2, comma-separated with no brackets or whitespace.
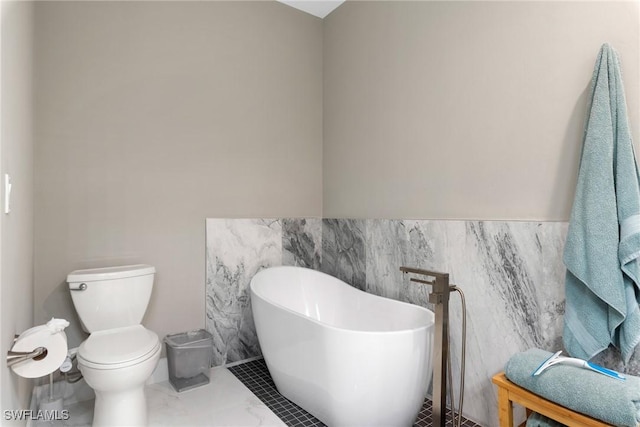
4,174,12,214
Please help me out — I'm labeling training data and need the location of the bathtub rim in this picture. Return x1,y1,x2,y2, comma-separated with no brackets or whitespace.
250,265,435,336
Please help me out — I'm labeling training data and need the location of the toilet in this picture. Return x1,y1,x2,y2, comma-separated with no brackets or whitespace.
67,264,161,427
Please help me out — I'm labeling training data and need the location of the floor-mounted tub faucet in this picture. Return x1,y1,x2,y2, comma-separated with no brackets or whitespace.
400,266,456,427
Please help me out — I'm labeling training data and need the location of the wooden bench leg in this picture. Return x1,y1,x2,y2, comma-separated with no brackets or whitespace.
497,387,515,427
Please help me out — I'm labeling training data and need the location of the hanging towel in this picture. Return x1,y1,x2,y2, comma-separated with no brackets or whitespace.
563,43,640,364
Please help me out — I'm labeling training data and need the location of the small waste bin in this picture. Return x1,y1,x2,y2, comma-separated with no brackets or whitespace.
164,329,213,392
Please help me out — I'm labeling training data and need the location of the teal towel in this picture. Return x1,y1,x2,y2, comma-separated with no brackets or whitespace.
525,412,565,427
564,43,640,363
505,348,640,427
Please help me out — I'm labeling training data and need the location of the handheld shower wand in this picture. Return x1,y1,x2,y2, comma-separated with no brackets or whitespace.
532,350,625,381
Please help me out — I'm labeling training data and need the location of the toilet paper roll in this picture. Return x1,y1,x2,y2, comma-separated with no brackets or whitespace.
11,325,68,378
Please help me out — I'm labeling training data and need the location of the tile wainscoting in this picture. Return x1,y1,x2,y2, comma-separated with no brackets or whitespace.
205,218,640,426
205,218,323,366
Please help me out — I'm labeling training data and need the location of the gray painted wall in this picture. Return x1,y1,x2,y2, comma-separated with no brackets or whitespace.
323,1,640,220
33,1,323,348
1,0,35,415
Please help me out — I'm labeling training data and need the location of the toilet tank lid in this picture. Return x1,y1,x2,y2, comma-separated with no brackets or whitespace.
67,264,155,283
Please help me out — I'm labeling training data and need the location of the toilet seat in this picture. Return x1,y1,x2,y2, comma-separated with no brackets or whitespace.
78,325,160,370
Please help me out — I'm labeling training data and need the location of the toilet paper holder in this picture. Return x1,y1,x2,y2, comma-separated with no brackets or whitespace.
7,334,47,367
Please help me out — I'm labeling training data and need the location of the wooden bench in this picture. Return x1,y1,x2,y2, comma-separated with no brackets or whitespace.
492,372,612,427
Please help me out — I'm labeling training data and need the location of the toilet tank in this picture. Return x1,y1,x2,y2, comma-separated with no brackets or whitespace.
67,264,156,333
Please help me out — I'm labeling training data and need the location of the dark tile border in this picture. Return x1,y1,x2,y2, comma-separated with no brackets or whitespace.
229,358,483,427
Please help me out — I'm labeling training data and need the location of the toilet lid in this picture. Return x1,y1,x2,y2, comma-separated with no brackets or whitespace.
79,325,159,365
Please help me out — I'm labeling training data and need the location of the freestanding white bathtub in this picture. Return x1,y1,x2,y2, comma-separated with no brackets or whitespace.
250,266,435,427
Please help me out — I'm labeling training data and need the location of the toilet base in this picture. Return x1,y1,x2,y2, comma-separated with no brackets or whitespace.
92,386,147,427
77,327,161,426
78,340,161,427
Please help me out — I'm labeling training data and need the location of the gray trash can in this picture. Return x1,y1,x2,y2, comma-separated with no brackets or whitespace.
164,329,213,392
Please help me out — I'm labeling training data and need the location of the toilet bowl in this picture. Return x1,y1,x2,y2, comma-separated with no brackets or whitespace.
67,265,160,427
78,325,161,426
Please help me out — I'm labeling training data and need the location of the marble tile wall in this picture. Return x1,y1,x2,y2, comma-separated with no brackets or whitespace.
205,218,322,366
205,218,639,426
320,219,366,290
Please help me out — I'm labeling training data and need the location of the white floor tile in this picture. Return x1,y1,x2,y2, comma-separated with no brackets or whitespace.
34,368,285,427
147,369,285,427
